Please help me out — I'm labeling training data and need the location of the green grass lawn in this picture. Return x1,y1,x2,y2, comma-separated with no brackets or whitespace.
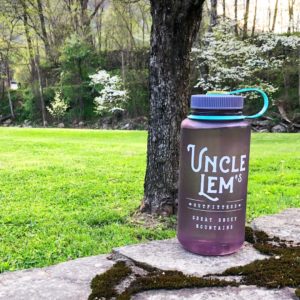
0,128,299,272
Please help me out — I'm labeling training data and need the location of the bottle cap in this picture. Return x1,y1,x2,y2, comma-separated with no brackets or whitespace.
191,94,244,110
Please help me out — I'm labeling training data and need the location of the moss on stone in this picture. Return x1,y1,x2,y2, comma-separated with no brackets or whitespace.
132,260,159,273
88,261,132,300
117,270,237,300
253,229,270,243
245,226,255,244
88,229,300,299
223,231,300,294
223,255,300,288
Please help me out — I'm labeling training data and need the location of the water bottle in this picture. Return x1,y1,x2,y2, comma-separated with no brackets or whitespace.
177,88,269,256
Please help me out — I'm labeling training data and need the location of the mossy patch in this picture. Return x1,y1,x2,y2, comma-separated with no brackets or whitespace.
88,261,131,300
225,227,300,294
223,255,300,288
117,270,237,300
245,226,255,244
89,228,300,299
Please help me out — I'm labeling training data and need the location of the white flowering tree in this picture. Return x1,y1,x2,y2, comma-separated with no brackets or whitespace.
47,91,69,122
193,22,300,103
89,70,128,116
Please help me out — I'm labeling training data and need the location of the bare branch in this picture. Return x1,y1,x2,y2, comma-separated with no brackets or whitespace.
89,0,105,22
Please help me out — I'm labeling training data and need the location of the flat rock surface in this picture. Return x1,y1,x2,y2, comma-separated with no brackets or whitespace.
0,255,114,300
113,239,267,277
133,286,297,300
1,209,299,299
251,208,300,245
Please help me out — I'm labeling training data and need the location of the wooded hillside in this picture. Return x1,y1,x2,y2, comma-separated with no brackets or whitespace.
0,0,299,131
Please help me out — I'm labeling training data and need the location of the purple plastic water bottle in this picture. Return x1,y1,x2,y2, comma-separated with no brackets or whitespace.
177,89,269,256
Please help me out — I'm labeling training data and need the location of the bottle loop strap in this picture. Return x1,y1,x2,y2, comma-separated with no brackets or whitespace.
188,88,269,121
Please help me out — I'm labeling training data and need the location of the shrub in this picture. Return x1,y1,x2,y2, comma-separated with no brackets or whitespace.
47,91,69,122
89,70,128,116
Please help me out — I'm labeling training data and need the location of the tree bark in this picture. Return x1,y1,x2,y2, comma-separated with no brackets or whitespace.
36,0,51,59
271,0,279,32
95,7,104,51
35,61,46,126
78,0,104,44
142,0,205,215
288,0,296,34
21,0,35,78
234,0,238,35
243,0,250,39
298,45,300,107
251,0,257,36
34,46,47,127
267,0,271,31
222,0,226,21
210,0,218,28
5,63,15,119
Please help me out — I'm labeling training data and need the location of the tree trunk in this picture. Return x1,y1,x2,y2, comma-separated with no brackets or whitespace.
96,7,104,51
268,0,271,31
243,0,250,39
36,0,51,59
142,0,205,215
271,0,279,32
234,0,238,35
288,0,296,34
6,64,15,119
121,50,126,84
21,0,35,79
222,0,226,21
283,69,289,104
78,0,104,44
77,58,84,121
34,51,47,127
251,0,257,36
298,45,300,107
79,0,93,43
210,0,218,28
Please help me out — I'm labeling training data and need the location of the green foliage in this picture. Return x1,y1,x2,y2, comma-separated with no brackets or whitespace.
0,129,299,272
59,34,97,80
125,69,149,117
19,87,39,121
59,34,99,120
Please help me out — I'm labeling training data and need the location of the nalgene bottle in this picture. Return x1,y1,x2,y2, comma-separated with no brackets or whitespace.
177,88,269,256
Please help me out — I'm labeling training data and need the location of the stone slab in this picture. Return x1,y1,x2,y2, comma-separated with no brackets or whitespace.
133,286,297,300
251,208,300,245
113,239,267,277
0,255,114,300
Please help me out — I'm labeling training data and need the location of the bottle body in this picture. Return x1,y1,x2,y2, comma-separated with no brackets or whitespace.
177,118,251,256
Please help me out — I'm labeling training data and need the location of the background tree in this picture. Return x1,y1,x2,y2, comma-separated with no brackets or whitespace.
234,0,238,35
194,22,300,119
210,0,218,28
0,11,20,119
288,0,296,34
251,0,257,37
222,0,226,21
0,0,300,128
243,0,250,38
271,0,279,32
141,0,206,215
